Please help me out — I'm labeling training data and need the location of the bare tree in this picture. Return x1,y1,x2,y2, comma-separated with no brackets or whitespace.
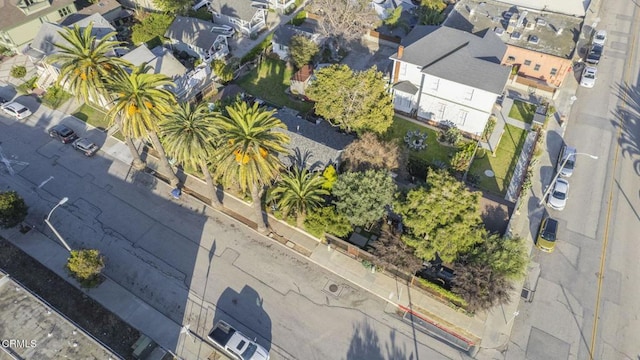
308,0,380,46
342,132,408,177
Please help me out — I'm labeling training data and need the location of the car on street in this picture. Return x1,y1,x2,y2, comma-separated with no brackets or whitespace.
547,178,570,211
557,145,577,177
48,124,79,143
536,217,559,252
580,66,597,88
1,101,32,119
593,29,607,46
586,44,603,64
72,138,99,156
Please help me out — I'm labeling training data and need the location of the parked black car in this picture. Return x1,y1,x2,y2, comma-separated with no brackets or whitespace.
48,124,79,143
586,44,603,64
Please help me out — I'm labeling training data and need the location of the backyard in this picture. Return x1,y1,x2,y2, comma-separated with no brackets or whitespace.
508,99,536,124
235,58,313,113
469,124,527,195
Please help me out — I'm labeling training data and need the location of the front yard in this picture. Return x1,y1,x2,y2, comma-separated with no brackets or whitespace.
469,124,527,195
235,58,313,113
72,104,110,131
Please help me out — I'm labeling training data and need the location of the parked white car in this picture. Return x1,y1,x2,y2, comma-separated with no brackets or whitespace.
548,178,570,211
580,66,597,88
2,101,32,119
593,29,607,46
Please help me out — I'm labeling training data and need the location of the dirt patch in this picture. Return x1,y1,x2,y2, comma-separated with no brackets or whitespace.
0,237,139,359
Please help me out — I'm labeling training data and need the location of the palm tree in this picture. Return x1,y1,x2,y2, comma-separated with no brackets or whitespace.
161,102,223,208
269,166,329,228
48,24,145,169
213,102,290,232
106,63,180,186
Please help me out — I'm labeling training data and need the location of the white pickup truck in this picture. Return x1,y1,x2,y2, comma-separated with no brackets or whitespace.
207,320,270,360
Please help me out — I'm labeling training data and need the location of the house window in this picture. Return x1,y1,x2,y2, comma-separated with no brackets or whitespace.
457,111,468,125
550,68,558,76
524,60,532,66
464,88,474,101
534,64,541,71
431,78,439,91
437,103,446,120
58,6,72,17
507,56,515,62
25,0,34,5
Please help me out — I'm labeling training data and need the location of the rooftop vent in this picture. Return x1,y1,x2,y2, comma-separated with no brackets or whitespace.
536,18,547,27
511,32,522,40
528,35,539,44
516,10,528,28
503,11,513,20
494,27,505,36
525,21,535,30
556,28,563,35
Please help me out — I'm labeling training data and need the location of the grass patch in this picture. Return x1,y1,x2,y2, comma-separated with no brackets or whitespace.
382,116,458,170
112,131,125,141
469,124,527,195
40,85,72,109
72,104,110,130
508,99,536,124
235,58,313,113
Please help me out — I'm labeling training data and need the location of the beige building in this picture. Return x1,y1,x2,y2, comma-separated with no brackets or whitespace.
0,0,78,53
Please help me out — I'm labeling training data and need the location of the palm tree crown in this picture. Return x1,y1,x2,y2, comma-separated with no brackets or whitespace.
48,23,128,104
270,166,329,227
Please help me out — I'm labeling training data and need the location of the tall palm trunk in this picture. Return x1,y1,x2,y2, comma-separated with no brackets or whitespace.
117,118,145,170
296,210,305,229
251,184,267,233
148,131,180,187
200,159,222,209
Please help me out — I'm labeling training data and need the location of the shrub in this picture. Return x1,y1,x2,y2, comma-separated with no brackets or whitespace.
131,13,174,45
16,76,38,94
439,126,462,146
10,65,27,79
41,85,72,109
482,116,496,141
240,33,273,64
415,277,467,308
321,165,337,190
304,206,352,239
288,10,307,25
450,141,476,172
0,191,28,229
67,249,105,288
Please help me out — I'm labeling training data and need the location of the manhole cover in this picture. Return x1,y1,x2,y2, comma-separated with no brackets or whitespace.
484,170,495,177
329,284,339,292
323,280,343,297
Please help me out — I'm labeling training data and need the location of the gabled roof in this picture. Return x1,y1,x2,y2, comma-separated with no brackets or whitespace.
61,0,122,25
165,16,221,50
392,26,510,94
272,24,315,45
291,64,313,82
69,13,116,40
122,45,187,79
392,81,418,95
0,0,76,31
209,0,266,21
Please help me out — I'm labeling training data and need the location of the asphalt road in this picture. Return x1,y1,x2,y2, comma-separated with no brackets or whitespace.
507,1,640,360
0,90,469,359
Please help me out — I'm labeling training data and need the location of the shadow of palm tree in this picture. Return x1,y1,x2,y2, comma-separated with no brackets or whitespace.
611,82,640,175
346,320,413,360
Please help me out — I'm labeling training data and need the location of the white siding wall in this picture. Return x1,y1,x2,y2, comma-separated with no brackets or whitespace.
417,95,489,135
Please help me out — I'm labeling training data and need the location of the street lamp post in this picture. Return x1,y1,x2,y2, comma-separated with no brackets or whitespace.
538,152,598,206
44,197,72,252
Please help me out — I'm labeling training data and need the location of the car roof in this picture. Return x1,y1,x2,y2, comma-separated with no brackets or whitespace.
76,138,93,146
544,217,558,232
52,124,72,131
5,102,26,110
555,178,569,191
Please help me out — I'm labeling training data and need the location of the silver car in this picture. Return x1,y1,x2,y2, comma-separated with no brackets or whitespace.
2,101,32,119
593,29,607,46
548,178,569,211
72,138,100,157
580,66,597,88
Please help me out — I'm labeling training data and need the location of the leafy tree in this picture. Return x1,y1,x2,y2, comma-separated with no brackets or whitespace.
153,0,191,13
131,13,174,45
450,141,476,172
418,0,447,25
10,65,26,78
67,249,105,288
289,35,319,69
269,166,329,227
383,6,405,30
107,63,180,186
0,191,28,229
306,64,394,135
321,165,337,190
452,256,513,312
395,169,484,263
213,102,290,233
211,59,235,83
469,234,528,280
161,102,222,208
332,169,396,227
307,0,379,46
304,206,352,239
370,230,422,275
439,126,462,145
342,132,408,176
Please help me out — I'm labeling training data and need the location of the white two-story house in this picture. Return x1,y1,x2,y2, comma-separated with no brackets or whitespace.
209,0,268,37
389,26,511,136
165,16,229,62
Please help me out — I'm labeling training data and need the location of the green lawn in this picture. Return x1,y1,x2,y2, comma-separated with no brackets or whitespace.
235,58,313,113
469,124,527,195
383,116,459,168
508,99,536,124
72,104,110,131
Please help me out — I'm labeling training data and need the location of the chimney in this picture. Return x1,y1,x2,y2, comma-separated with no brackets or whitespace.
393,45,404,83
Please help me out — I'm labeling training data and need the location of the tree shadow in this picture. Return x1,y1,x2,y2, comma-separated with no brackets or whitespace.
611,82,640,175
346,319,413,360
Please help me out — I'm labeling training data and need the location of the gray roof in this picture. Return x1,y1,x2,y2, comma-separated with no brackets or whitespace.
61,0,122,26
392,80,419,95
69,12,116,39
444,0,582,59
272,25,314,45
0,0,76,31
492,0,587,17
122,44,186,78
165,16,219,50
275,108,354,170
393,25,510,94
209,0,266,21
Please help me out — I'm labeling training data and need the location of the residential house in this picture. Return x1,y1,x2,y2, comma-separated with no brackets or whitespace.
491,0,588,17
271,24,319,60
165,16,229,62
289,64,313,98
24,13,117,90
268,0,296,12
208,0,268,36
389,25,511,136
60,0,124,26
122,44,208,102
444,0,583,96
0,0,78,53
